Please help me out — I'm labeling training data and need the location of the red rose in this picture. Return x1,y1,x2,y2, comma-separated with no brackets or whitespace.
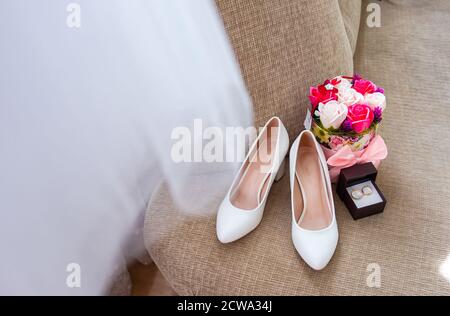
330,77,341,86
309,83,338,111
346,104,374,133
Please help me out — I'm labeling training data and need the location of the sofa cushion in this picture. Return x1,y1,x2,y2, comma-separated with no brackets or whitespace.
338,0,362,54
216,0,354,140
144,0,450,295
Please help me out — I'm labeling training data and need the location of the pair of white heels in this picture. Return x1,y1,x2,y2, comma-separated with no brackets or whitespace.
216,117,338,270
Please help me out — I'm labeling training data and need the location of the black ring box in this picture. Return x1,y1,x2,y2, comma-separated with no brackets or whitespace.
337,162,386,220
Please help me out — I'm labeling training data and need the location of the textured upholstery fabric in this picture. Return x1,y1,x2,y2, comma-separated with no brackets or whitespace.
216,0,354,140
338,0,362,54
144,0,450,295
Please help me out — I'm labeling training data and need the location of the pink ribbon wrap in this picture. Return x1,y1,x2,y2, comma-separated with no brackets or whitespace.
321,135,388,183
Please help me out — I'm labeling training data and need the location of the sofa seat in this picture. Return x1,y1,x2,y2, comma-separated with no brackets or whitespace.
144,0,450,295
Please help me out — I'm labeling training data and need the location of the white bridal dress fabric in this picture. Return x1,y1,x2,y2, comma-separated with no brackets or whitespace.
0,1,252,295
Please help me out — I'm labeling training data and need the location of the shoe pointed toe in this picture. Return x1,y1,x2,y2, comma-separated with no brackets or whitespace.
216,200,257,243
216,221,242,244
301,243,336,270
292,223,338,270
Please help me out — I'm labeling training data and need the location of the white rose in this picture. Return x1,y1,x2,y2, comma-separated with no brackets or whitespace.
333,76,352,91
338,87,364,106
364,92,386,111
315,100,348,130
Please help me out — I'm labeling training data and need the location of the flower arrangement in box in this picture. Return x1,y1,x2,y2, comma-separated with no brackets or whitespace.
309,74,385,151
307,74,388,182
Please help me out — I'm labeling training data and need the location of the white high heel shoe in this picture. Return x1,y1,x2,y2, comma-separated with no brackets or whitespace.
216,117,289,243
289,130,338,270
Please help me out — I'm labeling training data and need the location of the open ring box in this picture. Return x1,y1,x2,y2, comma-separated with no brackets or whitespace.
337,162,386,220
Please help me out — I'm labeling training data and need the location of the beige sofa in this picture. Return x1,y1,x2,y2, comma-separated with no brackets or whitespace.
143,0,450,295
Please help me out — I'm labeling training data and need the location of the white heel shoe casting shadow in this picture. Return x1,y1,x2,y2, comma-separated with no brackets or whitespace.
216,117,289,243
289,130,338,270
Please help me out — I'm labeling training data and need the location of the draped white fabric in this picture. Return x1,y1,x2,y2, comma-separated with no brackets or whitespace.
0,1,252,294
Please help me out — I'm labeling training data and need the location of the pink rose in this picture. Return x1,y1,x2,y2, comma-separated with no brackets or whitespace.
346,104,374,133
352,79,376,95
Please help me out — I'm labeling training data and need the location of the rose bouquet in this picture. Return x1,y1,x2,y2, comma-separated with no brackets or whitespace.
307,74,388,182
308,74,386,151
